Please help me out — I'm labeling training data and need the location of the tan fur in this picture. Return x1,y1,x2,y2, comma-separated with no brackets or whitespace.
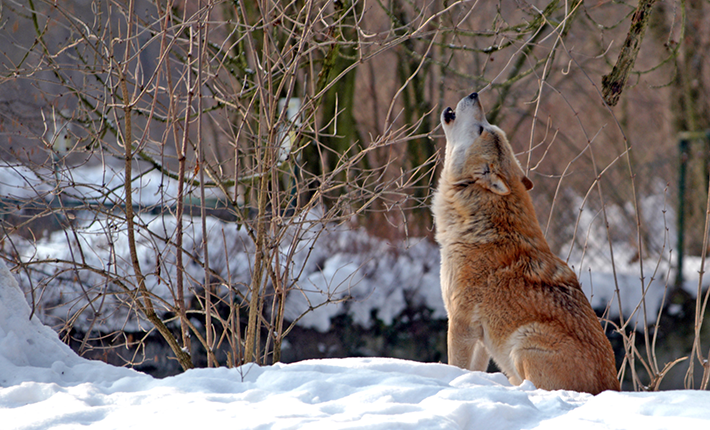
432,92,619,395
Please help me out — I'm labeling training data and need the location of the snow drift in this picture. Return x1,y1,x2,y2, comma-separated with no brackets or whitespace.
1,258,710,429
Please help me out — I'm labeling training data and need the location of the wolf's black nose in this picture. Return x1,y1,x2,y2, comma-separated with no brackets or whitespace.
443,107,455,124
468,92,478,99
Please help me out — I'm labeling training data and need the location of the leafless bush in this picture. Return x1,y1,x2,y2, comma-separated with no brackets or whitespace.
0,0,439,370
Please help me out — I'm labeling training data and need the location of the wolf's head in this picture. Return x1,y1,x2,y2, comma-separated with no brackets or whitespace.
441,92,532,195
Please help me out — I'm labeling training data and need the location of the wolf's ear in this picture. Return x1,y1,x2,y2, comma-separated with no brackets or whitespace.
480,172,511,195
522,176,533,191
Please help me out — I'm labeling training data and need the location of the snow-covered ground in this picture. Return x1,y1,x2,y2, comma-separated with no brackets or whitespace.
2,259,710,429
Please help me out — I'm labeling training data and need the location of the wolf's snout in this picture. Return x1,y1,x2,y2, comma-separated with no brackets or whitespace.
443,107,456,124
468,92,478,100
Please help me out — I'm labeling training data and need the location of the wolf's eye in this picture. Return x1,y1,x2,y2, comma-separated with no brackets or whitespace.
478,125,484,135
443,107,456,124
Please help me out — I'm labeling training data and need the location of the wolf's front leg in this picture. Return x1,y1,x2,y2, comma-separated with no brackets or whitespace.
470,340,491,371
447,319,486,370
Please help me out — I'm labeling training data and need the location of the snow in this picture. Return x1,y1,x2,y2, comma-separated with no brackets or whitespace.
1,258,710,429
8,205,444,334
561,191,709,326
13,189,702,337
284,234,443,331
0,163,226,205
2,162,708,336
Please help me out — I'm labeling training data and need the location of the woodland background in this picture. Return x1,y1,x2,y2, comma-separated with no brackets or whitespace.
0,0,708,390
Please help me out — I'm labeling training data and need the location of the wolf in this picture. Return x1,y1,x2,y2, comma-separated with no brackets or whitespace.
431,92,619,394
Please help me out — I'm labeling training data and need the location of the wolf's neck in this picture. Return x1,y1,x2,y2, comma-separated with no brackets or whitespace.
488,190,551,253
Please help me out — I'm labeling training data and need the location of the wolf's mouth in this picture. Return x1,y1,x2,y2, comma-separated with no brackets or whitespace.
443,107,455,124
